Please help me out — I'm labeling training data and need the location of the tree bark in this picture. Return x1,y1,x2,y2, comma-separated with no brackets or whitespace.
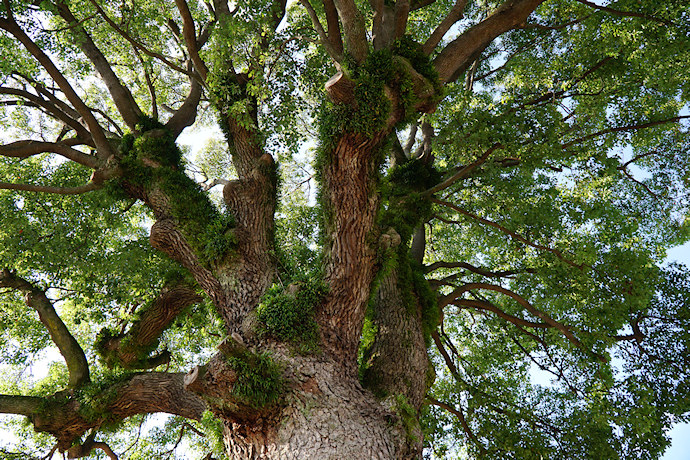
216,348,412,459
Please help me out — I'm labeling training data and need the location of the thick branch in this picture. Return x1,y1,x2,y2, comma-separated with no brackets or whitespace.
30,372,206,451
433,0,545,83
300,0,344,61
99,285,202,369
0,269,89,387
0,140,98,168
322,0,344,55
453,298,549,329
166,78,203,138
332,0,368,62
175,0,209,82
422,0,468,55
0,181,100,195
0,16,113,158
55,2,142,130
0,394,45,416
425,260,532,277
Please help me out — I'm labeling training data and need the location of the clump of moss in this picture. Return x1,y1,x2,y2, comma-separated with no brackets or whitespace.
110,115,238,267
379,159,441,244
392,36,441,93
225,350,284,409
74,369,135,422
255,277,327,353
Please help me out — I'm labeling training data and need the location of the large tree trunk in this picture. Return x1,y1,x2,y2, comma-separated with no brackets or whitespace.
218,349,413,459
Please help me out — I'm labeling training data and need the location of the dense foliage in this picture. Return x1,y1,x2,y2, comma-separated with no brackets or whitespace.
0,0,689,458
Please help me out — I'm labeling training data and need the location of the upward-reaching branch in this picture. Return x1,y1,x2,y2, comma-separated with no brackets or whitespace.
423,0,469,55
0,15,113,159
332,0,368,62
0,269,90,388
433,0,545,83
175,0,209,83
55,2,143,130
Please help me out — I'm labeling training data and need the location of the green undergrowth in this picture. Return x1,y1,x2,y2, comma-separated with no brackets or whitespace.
109,116,237,267
255,276,327,353
224,350,284,409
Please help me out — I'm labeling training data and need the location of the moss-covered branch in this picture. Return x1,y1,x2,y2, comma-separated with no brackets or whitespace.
96,284,202,369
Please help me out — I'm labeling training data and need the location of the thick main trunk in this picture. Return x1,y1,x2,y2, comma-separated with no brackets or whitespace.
319,132,385,364
219,349,413,459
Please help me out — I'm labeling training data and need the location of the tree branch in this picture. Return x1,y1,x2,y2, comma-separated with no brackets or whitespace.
426,395,487,455
300,0,344,61
98,284,202,369
30,372,206,451
166,78,202,138
332,0,368,62
55,2,143,130
0,181,100,195
175,0,209,83
432,198,586,270
0,15,113,159
424,142,503,196
422,0,468,55
0,269,90,387
0,140,98,168
561,115,690,149
453,298,549,329
86,0,191,76
0,394,45,416
322,0,344,55
443,282,596,356
0,85,90,141
433,0,545,83
424,260,533,278
574,0,675,26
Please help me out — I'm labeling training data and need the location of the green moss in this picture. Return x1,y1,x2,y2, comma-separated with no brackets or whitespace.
392,393,420,444
108,116,238,268
224,350,284,409
199,410,227,458
255,276,327,353
74,369,136,422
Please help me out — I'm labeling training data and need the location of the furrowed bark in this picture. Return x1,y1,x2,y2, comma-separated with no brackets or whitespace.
98,284,202,369
433,0,545,83
0,270,89,388
360,267,430,457
220,116,276,335
187,343,410,459
318,132,385,365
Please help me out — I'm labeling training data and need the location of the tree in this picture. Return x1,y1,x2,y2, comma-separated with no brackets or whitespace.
0,0,689,457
